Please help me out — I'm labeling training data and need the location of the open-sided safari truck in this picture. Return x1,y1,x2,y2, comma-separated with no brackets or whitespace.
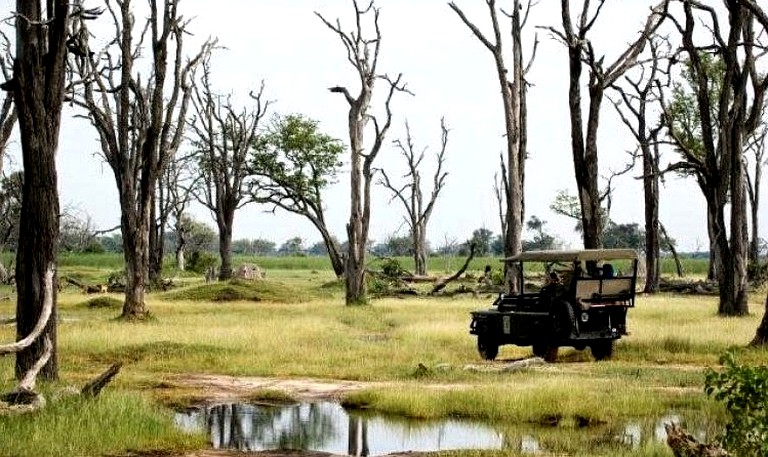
470,249,638,362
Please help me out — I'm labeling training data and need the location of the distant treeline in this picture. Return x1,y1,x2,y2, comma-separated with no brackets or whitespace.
42,251,712,277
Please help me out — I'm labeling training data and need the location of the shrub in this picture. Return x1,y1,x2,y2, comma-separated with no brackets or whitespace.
704,351,768,456
187,251,218,274
81,296,122,309
380,257,407,278
83,240,105,254
748,260,768,287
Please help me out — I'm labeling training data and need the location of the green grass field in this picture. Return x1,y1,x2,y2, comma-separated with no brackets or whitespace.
0,254,758,456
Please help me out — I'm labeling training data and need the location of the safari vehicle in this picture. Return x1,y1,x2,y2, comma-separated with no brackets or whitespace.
469,249,638,362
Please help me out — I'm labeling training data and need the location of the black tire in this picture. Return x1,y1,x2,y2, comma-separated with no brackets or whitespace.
533,342,558,362
477,336,499,360
590,340,614,361
551,300,577,340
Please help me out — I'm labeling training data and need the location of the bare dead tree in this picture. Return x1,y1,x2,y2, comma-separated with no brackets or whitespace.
449,0,538,293
0,33,18,283
609,37,666,293
317,0,410,305
8,0,74,380
493,152,508,240
745,119,767,267
69,0,213,318
378,118,449,276
0,31,17,178
543,0,668,250
188,55,270,280
161,152,199,272
740,0,768,342
660,0,768,316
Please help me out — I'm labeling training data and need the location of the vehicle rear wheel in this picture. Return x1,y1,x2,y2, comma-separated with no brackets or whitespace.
532,342,558,362
590,340,614,361
477,336,499,360
551,300,576,340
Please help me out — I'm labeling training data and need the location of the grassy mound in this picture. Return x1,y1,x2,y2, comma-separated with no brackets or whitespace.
80,296,123,309
162,279,304,303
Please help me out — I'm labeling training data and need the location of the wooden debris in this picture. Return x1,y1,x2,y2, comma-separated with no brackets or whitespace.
464,357,546,373
665,423,730,457
431,243,477,295
658,279,718,295
81,363,122,398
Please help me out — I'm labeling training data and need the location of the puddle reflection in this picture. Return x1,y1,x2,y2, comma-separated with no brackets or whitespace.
175,402,719,455
175,402,504,454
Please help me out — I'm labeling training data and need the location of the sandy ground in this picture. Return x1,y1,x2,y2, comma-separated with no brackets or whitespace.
168,373,391,403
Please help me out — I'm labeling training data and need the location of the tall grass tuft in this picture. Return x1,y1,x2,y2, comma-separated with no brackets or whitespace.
0,392,204,457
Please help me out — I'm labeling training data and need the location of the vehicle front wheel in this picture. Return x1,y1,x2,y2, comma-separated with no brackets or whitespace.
532,342,558,362
590,340,614,361
477,336,499,360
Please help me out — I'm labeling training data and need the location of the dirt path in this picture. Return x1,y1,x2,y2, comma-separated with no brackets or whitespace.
168,373,391,402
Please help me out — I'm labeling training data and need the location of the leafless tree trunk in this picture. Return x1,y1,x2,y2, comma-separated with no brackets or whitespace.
11,0,71,380
0,38,18,283
449,0,537,293
318,0,409,305
742,0,768,332
750,288,768,346
662,0,768,316
148,196,163,284
609,38,665,293
189,56,269,281
546,0,668,249
746,122,767,267
379,119,449,276
493,153,508,241
70,0,212,318
162,154,198,272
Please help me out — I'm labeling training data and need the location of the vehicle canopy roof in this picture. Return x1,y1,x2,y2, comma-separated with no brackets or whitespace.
502,248,638,263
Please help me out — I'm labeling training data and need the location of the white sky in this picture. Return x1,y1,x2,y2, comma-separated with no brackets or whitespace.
1,0,749,252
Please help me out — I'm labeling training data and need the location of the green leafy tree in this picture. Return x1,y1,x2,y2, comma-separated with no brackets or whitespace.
307,240,330,256
662,2,768,318
468,228,494,257
522,216,559,251
278,237,305,256
665,53,724,283
603,222,644,251
372,234,413,257
251,114,345,276
251,238,277,256
164,215,216,266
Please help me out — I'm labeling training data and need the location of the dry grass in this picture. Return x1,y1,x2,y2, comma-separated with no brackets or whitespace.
1,271,765,456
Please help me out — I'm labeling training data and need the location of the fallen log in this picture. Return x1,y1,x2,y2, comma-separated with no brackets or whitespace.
81,363,122,398
63,276,108,294
464,357,546,373
665,423,730,457
431,242,477,295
